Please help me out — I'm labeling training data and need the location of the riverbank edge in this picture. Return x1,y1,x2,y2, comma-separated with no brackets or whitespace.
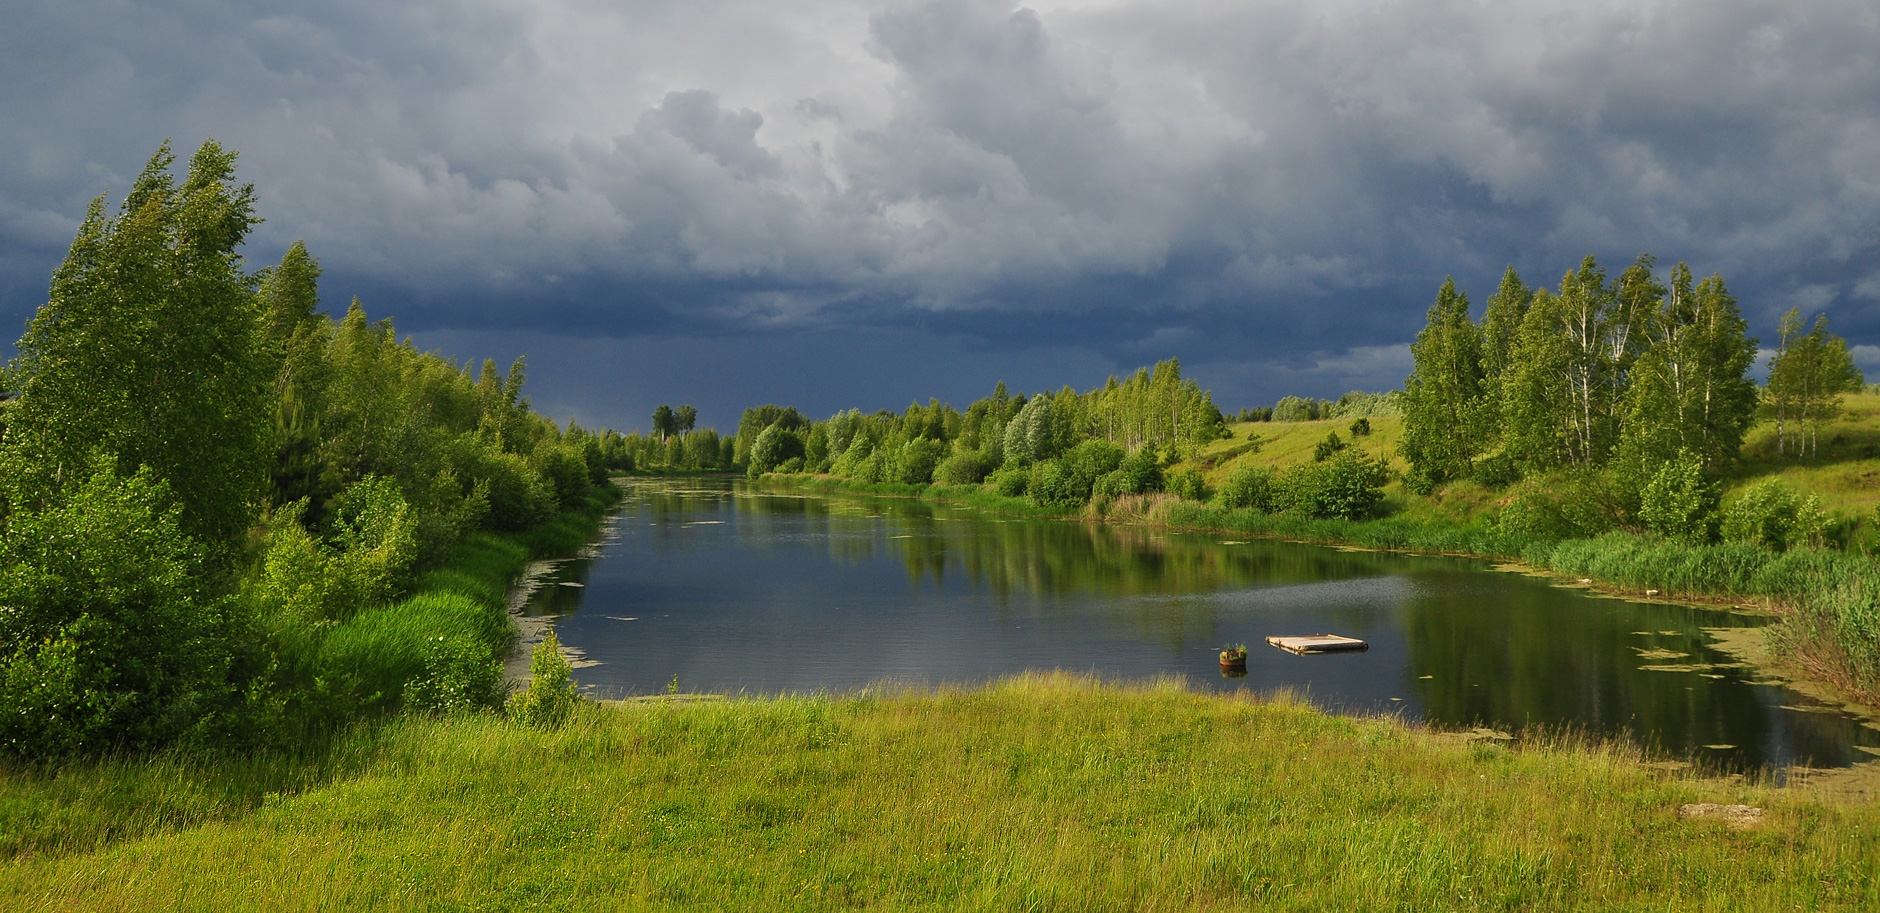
750,472,1880,721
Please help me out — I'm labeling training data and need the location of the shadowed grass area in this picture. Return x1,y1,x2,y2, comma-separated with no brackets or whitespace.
2,674,1876,910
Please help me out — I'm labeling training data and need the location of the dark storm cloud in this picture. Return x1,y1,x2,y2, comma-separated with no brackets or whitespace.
4,0,1878,425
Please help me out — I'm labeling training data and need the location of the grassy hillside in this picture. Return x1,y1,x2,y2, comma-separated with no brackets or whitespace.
1191,391,1880,537
3,675,1877,911
1735,391,1880,518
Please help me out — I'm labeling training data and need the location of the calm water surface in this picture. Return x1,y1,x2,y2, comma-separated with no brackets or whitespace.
521,477,1880,772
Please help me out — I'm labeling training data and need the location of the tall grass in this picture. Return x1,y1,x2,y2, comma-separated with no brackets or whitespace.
3,675,1876,910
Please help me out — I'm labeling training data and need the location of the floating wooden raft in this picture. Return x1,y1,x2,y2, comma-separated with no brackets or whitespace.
1266,634,1369,655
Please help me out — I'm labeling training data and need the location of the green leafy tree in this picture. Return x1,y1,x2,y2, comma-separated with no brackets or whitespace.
1399,278,1488,486
1480,267,1532,391
675,405,697,438
1616,266,1758,480
1478,266,1531,444
1,140,270,553
652,405,675,443
1002,394,1055,464
257,242,335,509
1767,309,1864,458
748,423,805,476
1501,289,1573,473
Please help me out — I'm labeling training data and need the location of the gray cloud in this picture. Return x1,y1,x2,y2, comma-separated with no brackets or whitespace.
4,0,1878,423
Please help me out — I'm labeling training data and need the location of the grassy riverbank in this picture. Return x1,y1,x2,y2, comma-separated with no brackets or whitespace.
0,489,621,882
3,674,1877,910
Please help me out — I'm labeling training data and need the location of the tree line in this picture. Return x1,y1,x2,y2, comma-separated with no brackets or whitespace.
736,359,1224,501
0,141,625,756
1400,255,1862,541
590,404,734,474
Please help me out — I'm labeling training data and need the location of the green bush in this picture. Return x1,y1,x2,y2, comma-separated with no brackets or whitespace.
1216,465,1279,512
0,462,234,757
1721,480,1826,552
1494,485,1574,542
1027,459,1085,507
830,436,871,478
748,425,806,477
1469,451,1520,488
1312,431,1347,462
532,443,593,509
1065,439,1124,481
508,632,580,729
889,438,948,485
1277,450,1387,520
1638,451,1719,545
934,449,994,486
987,466,1029,497
447,437,553,532
405,635,504,714
1167,467,1207,502
1555,470,1627,536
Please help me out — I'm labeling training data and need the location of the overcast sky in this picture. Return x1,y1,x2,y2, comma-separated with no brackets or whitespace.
4,0,1878,432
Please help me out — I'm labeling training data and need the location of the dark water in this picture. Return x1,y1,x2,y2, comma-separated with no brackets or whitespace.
522,477,1880,772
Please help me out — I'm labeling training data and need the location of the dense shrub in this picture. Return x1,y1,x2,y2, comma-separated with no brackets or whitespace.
1494,484,1575,542
448,437,554,532
1469,451,1520,488
1027,460,1085,507
0,463,233,757
830,437,873,480
1216,465,1279,512
1312,432,1347,462
532,443,594,509
888,438,948,485
988,466,1029,497
748,424,806,476
934,449,994,486
1277,450,1388,520
405,634,505,715
1722,480,1826,552
1166,467,1208,502
1555,470,1628,536
1638,451,1719,544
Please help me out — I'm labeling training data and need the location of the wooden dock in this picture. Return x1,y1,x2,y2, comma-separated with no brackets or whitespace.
1266,634,1369,655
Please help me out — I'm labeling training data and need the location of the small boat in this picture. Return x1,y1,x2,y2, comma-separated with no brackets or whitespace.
1266,634,1368,655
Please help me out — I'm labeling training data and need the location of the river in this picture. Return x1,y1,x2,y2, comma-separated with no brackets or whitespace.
517,476,1880,772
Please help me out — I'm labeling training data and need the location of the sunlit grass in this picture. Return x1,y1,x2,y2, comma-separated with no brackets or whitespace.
1203,414,1410,479
3,675,1875,910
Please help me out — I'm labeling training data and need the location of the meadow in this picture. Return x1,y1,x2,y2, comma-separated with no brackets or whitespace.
4,674,1878,911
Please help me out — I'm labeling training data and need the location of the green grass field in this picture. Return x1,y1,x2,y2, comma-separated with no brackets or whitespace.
4,674,1877,911
1198,392,1880,532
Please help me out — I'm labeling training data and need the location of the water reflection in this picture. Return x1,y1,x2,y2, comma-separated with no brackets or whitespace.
519,477,1880,771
